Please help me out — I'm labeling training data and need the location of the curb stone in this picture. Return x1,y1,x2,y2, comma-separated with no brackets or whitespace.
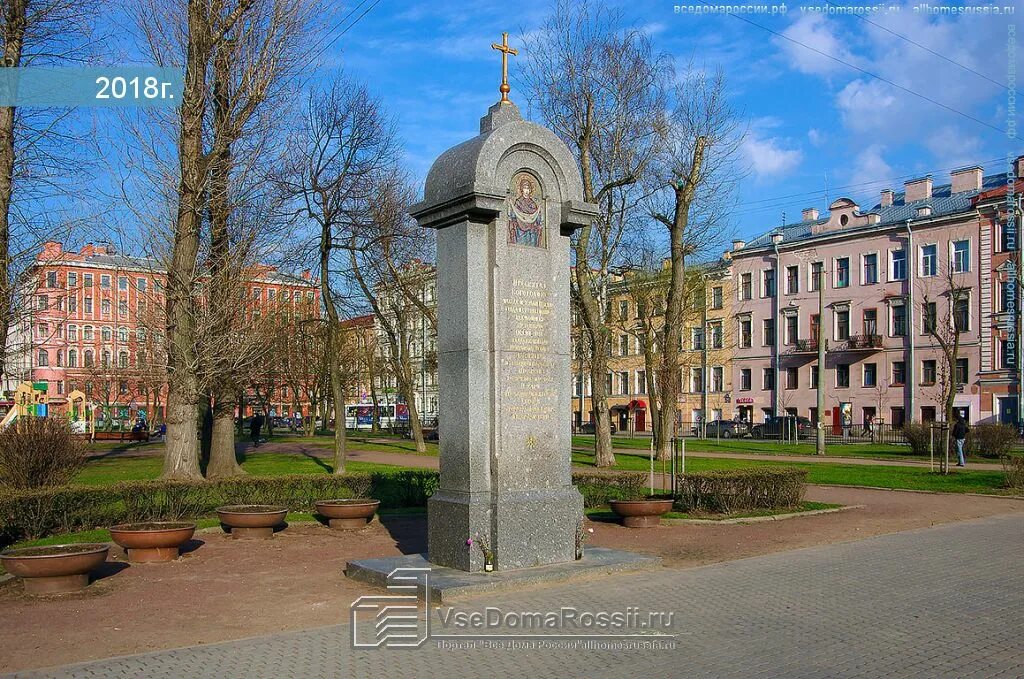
663,503,865,526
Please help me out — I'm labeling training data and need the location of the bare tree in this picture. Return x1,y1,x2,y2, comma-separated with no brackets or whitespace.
522,0,671,467
647,69,743,460
1,0,102,390
278,77,401,472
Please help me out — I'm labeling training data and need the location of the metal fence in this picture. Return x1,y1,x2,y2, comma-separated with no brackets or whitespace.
628,421,911,445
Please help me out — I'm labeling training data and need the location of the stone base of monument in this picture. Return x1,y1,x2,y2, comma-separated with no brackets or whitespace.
345,548,661,603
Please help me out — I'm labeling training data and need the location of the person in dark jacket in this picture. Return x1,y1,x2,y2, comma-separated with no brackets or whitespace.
250,413,264,448
952,414,968,467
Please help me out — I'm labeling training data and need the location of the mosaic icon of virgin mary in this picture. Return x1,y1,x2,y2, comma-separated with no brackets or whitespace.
507,172,545,248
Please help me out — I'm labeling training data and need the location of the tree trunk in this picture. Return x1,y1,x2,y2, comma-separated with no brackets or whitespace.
0,1,26,390
207,395,244,478
161,0,213,481
327,323,347,473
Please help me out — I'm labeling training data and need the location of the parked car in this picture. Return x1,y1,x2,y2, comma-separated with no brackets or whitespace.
750,416,815,440
578,421,618,435
691,420,751,438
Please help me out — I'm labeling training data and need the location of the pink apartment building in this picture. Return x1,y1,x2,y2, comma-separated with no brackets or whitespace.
729,158,1024,428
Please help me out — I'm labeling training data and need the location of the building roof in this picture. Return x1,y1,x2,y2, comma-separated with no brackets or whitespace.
743,171,1011,251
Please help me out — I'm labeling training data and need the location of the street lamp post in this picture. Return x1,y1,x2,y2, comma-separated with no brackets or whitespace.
771,233,784,418
816,264,826,455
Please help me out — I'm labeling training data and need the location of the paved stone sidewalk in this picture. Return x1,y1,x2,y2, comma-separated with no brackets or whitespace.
10,514,1022,679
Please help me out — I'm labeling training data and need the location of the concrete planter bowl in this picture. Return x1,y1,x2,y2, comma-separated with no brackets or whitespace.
315,499,380,530
109,522,196,563
609,497,675,528
216,505,287,539
1,543,110,594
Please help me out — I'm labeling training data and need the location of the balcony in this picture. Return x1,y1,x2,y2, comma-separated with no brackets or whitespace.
789,338,824,354
840,334,883,351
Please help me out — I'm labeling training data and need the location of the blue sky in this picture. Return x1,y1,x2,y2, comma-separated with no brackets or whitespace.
329,0,1021,243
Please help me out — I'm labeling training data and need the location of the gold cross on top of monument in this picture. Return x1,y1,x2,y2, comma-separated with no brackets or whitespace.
491,32,518,104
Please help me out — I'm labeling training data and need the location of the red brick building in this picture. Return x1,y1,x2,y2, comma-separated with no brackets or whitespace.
18,241,319,425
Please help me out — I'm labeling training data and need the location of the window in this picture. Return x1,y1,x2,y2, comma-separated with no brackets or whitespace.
68,272,77,287
892,304,907,336
863,253,878,284
37,350,48,367
118,327,128,342
835,257,850,288
100,275,110,289
921,244,937,277
739,319,752,348
118,276,128,291
786,265,799,295
119,380,128,394
836,364,850,388
46,271,57,288
952,240,970,273
36,323,48,339
67,325,77,341
891,250,907,281
101,326,112,341
67,350,77,368
711,287,723,310
618,300,629,321
84,350,94,368
84,326,93,341
863,363,877,387
638,370,648,393
955,357,969,385
711,366,723,392
810,262,824,291
137,278,147,292
999,338,1012,369
892,361,906,385
690,368,703,393
786,367,798,390
268,288,276,301
763,318,775,346
740,369,751,391
619,334,629,356
740,273,752,300
891,407,906,427
922,359,937,385
811,365,819,389
101,299,111,315
1001,281,1016,313
691,328,704,351
101,350,111,368
618,371,629,395
83,273,93,287
118,351,129,369
137,327,147,342
863,309,877,336
68,296,77,313
923,302,937,334
953,295,970,332
118,300,128,316
762,269,776,298
36,295,46,310
835,310,850,341
785,315,798,345
762,368,775,390
921,406,937,422
709,322,723,349
810,314,820,343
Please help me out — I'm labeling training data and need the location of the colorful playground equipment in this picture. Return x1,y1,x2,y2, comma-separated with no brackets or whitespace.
0,383,95,437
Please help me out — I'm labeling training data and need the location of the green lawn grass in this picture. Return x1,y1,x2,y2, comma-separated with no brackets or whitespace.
74,454,420,487
584,501,840,522
571,449,1010,494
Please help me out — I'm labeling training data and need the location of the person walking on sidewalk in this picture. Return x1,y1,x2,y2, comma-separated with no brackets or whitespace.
952,414,969,467
250,413,264,448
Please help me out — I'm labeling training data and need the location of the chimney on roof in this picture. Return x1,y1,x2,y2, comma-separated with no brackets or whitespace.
731,239,745,251
904,176,932,202
801,207,819,221
951,166,983,193
1016,155,1024,180
40,241,63,259
916,205,933,218
880,189,894,208
301,269,312,281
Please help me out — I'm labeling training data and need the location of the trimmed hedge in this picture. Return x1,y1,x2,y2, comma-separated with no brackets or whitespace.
572,472,647,507
0,470,644,546
1003,455,1024,490
968,424,1020,459
675,467,807,514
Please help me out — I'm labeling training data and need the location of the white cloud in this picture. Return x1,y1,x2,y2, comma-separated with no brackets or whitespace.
743,133,803,179
774,14,854,76
848,144,893,190
807,128,825,147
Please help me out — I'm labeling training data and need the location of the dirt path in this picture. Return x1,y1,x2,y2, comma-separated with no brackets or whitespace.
1,487,1021,673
